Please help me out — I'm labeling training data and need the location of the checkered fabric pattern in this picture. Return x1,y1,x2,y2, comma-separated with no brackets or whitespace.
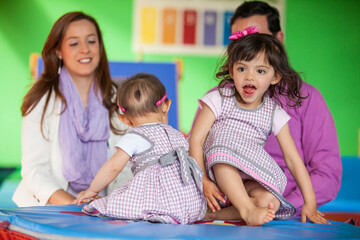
203,88,296,219
83,123,206,224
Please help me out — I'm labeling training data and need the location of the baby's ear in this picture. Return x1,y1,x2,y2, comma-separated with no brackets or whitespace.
162,99,172,115
118,114,132,126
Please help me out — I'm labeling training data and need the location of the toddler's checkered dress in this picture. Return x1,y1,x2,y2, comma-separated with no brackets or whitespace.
204,87,296,219
83,123,206,224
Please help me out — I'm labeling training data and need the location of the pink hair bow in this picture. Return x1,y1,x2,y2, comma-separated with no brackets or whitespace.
229,26,259,40
117,103,126,112
156,93,167,106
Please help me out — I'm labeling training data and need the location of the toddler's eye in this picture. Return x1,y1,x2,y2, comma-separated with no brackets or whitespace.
257,69,265,74
238,67,245,72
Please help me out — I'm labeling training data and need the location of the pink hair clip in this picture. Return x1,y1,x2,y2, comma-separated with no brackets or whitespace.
229,26,259,40
117,103,126,112
156,93,167,106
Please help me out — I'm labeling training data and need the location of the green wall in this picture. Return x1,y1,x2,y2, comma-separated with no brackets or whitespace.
0,0,359,167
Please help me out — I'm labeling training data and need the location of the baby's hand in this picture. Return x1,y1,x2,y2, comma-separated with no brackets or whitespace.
76,189,98,206
203,177,225,212
301,203,330,224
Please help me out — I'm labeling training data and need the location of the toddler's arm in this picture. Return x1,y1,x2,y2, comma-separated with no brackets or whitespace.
77,148,130,205
189,104,225,212
276,123,330,224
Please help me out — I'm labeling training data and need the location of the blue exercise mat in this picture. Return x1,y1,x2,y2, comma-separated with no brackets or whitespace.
0,205,359,239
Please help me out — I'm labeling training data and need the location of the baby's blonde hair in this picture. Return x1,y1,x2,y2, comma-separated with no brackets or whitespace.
117,73,167,118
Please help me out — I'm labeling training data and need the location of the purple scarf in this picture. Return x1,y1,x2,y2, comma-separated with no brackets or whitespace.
59,68,109,192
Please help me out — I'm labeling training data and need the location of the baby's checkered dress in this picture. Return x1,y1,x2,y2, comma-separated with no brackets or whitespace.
83,123,206,224
204,87,296,219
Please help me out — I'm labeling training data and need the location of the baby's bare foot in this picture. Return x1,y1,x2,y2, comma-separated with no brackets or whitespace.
203,208,214,220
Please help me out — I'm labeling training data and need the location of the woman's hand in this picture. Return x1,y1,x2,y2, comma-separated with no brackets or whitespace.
48,189,77,205
76,189,98,206
203,177,225,212
301,203,330,224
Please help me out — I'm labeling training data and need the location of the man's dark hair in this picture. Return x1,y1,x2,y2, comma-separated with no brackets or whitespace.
230,1,281,36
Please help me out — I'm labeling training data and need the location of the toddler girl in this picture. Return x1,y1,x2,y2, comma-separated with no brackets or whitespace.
77,73,206,224
189,27,329,226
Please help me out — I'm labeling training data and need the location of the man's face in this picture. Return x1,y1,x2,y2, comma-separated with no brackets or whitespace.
231,15,272,34
231,15,283,43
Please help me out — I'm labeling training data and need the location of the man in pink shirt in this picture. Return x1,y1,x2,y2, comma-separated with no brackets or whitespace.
192,1,341,216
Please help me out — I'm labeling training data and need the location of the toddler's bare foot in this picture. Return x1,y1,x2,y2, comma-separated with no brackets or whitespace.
243,202,275,226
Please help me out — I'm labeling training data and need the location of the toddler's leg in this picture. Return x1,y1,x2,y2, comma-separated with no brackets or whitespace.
205,180,280,220
212,164,275,226
244,180,281,211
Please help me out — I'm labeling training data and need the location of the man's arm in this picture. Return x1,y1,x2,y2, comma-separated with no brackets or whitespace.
267,84,341,214
300,85,342,207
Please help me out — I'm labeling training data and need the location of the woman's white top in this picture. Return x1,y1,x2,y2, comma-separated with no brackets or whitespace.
12,90,133,207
